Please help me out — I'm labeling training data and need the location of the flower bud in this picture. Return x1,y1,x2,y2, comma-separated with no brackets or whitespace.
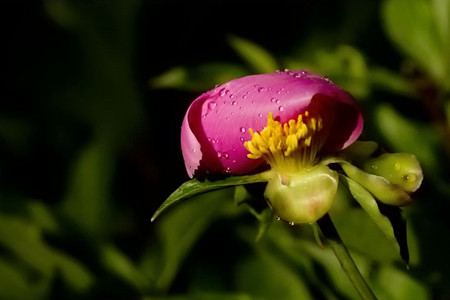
362,153,423,193
264,165,338,224
340,162,412,206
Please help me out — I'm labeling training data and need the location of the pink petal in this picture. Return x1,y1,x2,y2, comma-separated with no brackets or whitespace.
181,70,363,177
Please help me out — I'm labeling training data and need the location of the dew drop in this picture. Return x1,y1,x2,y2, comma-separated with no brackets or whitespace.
192,148,197,153
258,113,263,117
276,216,281,221
258,87,265,93
289,221,295,226
224,167,231,173
251,100,256,104
242,94,248,99
240,127,246,133
232,101,237,106
223,152,230,159
229,94,235,99
207,101,217,110
278,105,285,112
219,89,229,97
276,99,280,104
217,152,222,158
240,137,245,142
271,97,276,103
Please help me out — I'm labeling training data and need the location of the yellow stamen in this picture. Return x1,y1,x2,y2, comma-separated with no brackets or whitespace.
244,111,324,174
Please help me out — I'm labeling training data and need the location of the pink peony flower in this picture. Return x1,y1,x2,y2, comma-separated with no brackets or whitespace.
181,69,363,178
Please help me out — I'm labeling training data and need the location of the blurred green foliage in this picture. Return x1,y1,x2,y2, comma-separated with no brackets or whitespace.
1,0,450,299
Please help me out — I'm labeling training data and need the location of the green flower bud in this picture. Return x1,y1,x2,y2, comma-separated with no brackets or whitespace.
339,162,412,206
362,153,423,193
264,165,338,224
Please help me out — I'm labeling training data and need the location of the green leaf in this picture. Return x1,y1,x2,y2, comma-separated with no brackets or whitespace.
234,248,313,300
151,171,271,222
153,188,239,291
339,175,409,264
101,244,149,292
52,250,94,293
375,265,430,300
382,0,450,90
150,63,248,91
330,208,399,263
60,140,115,237
228,35,278,74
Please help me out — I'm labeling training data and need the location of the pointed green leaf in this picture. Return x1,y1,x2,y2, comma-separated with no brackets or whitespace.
339,175,409,264
152,171,271,222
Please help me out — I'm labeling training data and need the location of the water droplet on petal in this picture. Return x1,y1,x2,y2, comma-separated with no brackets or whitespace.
207,101,217,110
278,106,285,112
271,98,276,103
289,221,295,226
225,167,231,173
258,87,265,93
258,113,263,117
276,216,281,221
240,127,246,133
276,99,280,104
229,94,235,99
217,152,222,158
240,137,245,142
223,152,229,159
219,89,229,97
232,101,237,106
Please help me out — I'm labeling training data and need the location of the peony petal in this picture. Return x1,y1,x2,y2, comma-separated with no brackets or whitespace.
181,102,203,178
181,70,363,177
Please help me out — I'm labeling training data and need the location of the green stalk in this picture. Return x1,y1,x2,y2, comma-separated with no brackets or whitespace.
317,214,378,300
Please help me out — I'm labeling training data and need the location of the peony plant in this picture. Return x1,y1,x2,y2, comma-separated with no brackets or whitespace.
153,69,423,300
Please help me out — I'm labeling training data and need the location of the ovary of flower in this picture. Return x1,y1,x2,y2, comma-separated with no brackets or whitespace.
244,111,324,174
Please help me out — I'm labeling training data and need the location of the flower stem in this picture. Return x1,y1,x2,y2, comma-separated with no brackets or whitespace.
317,214,378,300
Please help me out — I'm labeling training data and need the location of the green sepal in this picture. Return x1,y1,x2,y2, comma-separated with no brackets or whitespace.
339,175,409,264
151,171,272,222
339,161,412,206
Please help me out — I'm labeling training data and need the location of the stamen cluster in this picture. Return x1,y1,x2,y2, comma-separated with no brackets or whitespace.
244,111,324,173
